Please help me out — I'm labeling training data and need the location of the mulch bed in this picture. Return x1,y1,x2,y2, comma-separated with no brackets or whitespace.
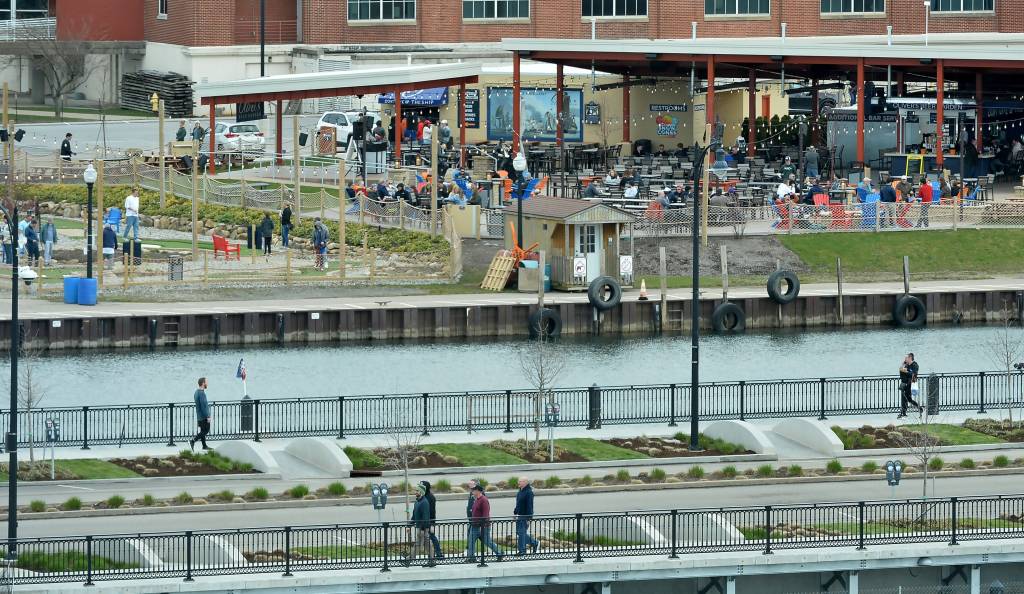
109,455,257,477
606,437,753,457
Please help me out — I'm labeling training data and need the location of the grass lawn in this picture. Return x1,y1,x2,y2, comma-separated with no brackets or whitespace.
53,218,85,230
904,423,1004,445
16,551,138,573
342,446,384,470
779,229,1024,276
556,438,649,461
0,459,140,481
422,443,528,466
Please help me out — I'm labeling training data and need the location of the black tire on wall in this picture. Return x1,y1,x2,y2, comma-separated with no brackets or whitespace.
767,270,800,305
528,307,563,339
893,295,927,328
588,276,622,311
712,302,746,334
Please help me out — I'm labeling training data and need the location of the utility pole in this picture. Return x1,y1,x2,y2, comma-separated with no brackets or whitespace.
5,130,19,561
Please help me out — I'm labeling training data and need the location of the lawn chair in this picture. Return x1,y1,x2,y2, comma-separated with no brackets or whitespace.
213,234,241,260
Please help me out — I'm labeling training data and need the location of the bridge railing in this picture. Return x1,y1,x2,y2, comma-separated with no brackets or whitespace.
6,494,1024,585
1,371,1019,449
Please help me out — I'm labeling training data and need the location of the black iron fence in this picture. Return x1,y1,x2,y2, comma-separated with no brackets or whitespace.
2,371,1020,449
6,495,1024,585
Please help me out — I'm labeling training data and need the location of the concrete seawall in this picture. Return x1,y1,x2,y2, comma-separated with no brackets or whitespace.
5,281,1023,350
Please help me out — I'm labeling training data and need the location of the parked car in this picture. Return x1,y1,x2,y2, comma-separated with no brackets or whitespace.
315,110,378,151
213,122,266,156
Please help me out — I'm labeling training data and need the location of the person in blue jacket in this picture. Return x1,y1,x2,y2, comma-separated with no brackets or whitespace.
189,377,212,451
514,477,539,555
405,484,436,567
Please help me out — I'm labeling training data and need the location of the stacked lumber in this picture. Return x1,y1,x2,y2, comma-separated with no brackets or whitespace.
121,71,194,118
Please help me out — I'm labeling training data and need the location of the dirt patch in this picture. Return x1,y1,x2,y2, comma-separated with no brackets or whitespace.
461,238,506,274
488,439,589,464
832,425,941,450
109,453,257,477
633,236,807,277
369,449,464,469
606,436,753,457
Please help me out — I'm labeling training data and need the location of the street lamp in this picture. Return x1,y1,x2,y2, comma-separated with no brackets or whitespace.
923,0,931,47
83,163,97,279
1,198,18,561
512,152,528,249
688,120,725,452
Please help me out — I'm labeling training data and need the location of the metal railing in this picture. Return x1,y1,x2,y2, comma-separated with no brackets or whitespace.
6,495,1024,585
0,16,56,41
2,371,1019,448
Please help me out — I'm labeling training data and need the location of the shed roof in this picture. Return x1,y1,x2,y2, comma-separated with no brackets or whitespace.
196,63,481,106
520,196,635,224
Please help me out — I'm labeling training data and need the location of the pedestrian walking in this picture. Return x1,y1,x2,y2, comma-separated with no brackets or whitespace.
280,203,292,248
23,217,39,266
514,477,539,555
176,120,188,142
312,217,329,270
102,223,117,270
898,353,922,418
123,186,141,241
17,215,30,256
189,377,213,451
465,479,478,559
405,484,436,567
468,484,503,563
41,216,58,265
418,480,444,559
259,212,274,256
60,133,74,161
0,218,11,264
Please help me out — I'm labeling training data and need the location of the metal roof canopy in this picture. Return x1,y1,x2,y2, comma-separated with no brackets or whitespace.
195,63,481,106
501,33,1024,88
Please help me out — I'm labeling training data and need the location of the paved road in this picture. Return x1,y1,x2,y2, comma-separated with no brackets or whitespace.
3,277,1024,321
13,473,1022,538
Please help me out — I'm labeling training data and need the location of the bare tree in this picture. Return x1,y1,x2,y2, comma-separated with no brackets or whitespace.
4,17,108,117
984,305,1024,425
890,409,944,505
378,428,424,522
17,337,47,463
517,337,566,454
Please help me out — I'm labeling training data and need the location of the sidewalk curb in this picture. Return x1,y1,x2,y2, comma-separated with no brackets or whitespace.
377,453,776,477
9,467,1024,522
13,472,280,488
836,443,1024,457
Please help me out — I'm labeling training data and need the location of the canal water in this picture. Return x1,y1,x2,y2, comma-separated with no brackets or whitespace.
7,325,1015,408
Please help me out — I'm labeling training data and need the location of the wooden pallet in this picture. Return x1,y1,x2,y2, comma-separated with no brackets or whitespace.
480,250,516,291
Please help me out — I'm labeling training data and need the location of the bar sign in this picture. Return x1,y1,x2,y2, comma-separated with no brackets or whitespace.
236,102,266,123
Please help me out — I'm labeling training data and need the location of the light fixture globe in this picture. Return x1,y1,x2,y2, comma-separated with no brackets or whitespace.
83,163,98,185
513,152,528,172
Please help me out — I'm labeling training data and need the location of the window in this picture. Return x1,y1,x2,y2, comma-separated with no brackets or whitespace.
704,0,770,15
463,0,529,19
582,0,648,18
157,0,168,17
931,0,992,10
0,0,49,20
821,0,884,13
348,0,416,20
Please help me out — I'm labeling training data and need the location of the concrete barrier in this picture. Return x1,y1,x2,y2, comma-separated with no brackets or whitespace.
284,437,353,477
773,418,844,457
704,420,776,456
91,537,164,568
675,513,745,545
215,440,279,474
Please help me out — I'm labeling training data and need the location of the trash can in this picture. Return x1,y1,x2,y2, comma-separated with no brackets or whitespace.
122,240,143,265
588,384,602,429
240,395,254,432
76,277,97,306
167,255,184,281
62,276,80,304
926,373,940,416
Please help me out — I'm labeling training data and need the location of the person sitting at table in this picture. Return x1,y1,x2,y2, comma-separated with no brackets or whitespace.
709,188,730,208
656,190,672,209
623,182,639,199
666,183,686,206
674,143,688,159
937,176,952,203
802,178,825,205
375,179,391,201
655,144,670,157
776,176,797,202
855,178,873,203
730,146,746,165
445,182,467,206
604,169,621,187
895,176,912,202
582,180,604,199
620,168,636,187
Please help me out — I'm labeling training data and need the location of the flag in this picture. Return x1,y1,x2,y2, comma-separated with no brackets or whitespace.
235,358,247,381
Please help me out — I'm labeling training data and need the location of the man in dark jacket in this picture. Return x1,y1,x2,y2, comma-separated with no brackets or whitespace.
102,223,117,270
259,213,274,256
468,484,502,563
419,480,444,559
60,133,74,161
405,484,435,567
279,203,292,248
514,477,539,555
312,218,329,270
189,377,212,451
465,479,478,559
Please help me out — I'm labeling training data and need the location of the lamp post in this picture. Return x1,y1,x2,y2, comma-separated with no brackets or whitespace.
923,0,931,47
83,163,97,279
2,198,18,561
512,152,528,249
259,0,266,77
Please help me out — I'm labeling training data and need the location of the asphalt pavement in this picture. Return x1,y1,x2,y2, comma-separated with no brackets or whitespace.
13,473,1024,538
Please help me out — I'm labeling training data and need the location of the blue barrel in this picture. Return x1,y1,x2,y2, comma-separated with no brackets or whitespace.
62,276,80,304
76,278,98,306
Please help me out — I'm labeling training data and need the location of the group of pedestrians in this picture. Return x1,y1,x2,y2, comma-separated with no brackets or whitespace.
406,476,540,567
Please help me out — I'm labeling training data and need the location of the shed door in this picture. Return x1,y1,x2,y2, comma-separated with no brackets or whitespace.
576,224,602,283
